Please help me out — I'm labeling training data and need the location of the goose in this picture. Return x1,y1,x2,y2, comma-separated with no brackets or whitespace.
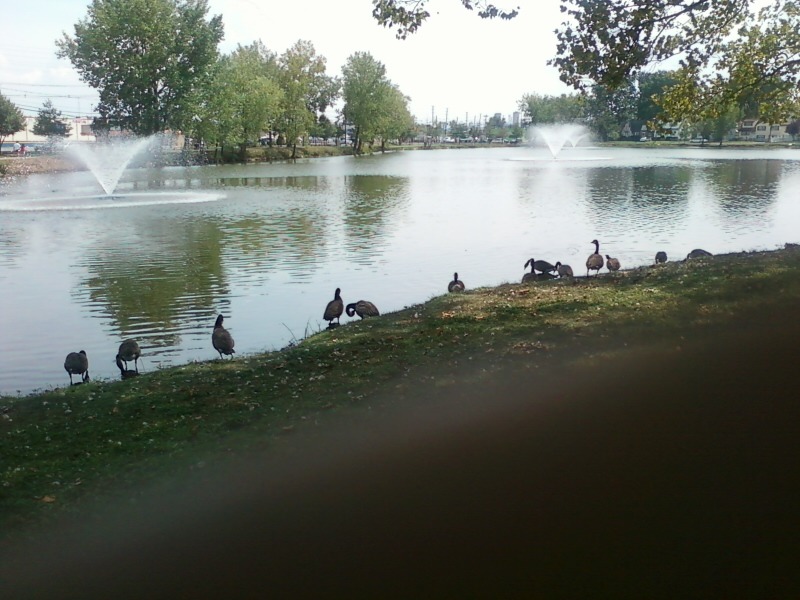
686,248,713,259
116,339,140,373
323,288,344,327
212,314,235,359
605,254,621,273
346,300,380,319
115,354,139,379
655,251,668,264
586,239,604,277
524,257,557,275
555,261,574,278
448,273,465,293
64,350,90,385
521,261,537,283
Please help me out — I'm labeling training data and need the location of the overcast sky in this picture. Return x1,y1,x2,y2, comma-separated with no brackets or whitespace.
0,0,575,124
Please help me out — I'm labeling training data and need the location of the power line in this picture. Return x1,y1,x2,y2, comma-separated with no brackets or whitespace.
0,81,92,88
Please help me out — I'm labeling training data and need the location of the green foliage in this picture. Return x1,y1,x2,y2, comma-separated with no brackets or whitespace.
552,0,751,91
636,71,679,125
276,40,335,158
0,94,25,147
372,0,518,39
518,92,585,125
585,82,637,141
193,43,283,153
56,0,224,135
552,0,800,126
342,52,393,153
32,100,72,138
376,85,415,148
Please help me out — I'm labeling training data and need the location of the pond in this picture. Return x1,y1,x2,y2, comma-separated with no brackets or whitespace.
1,145,799,395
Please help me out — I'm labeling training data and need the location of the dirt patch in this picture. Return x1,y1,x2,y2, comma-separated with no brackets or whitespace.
0,154,83,177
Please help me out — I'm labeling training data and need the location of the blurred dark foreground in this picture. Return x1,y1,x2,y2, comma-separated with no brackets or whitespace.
2,310,799,598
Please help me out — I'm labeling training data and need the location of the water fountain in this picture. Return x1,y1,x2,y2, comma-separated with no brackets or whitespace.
527,123,591,159
67,135,156,196
0,133,224,212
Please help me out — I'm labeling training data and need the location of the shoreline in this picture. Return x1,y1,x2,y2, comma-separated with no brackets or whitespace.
2,243,799,594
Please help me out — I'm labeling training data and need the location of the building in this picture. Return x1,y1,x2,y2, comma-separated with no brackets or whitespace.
7,116,97,145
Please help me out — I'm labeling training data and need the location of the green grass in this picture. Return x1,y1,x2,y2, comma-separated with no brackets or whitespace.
2,245,800,537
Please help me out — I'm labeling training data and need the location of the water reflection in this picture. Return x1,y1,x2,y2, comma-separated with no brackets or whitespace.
701,160,782,217
80,218,229,352
342,175,410,264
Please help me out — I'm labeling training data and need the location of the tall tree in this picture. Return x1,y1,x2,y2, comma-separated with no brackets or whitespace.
0,94,25,150
276,40,336,158
371,0,519,38
33,100,72,138
193,43,283,158
636,71,679,125
56,0,223,135
375,85,415,151
342,52,393,154
585,82,638,142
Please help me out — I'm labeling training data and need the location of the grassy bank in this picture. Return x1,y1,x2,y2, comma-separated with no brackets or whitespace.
2,245,800,538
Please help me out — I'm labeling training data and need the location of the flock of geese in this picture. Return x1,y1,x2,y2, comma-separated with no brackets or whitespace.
62,240,713,386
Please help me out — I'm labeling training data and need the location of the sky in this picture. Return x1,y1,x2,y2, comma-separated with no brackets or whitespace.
0,0,575,125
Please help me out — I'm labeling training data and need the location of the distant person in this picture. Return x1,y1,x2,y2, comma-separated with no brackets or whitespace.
13,142,20,154
19,144,27,157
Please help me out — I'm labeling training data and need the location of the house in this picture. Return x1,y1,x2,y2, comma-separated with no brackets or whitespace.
737,119,794,142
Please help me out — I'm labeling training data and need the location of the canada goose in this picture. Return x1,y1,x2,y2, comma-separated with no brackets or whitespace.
686,248,713,259
324,288,344,327
64,350,89,385
605,254,621,272
116,339,140,373
586,240,604,277
448,273,465,293
346,300,380,319
521,261,537,283
554,261,574,278
655,251,668,264
524,258,557,275
115,354,139,379
212,314,235,359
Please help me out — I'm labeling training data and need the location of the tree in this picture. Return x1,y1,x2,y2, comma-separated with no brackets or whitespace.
0,94,25,151
375,85,415,151
552,0,751,91
33,100,72,138
276,40,336,158
341,52,393,154
786,120,800,141
552,1,800,126
192,43,283,159
57,0,224,135
636,71,679,125
585,82,638,142
518,92,585,125
371,0,519,38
